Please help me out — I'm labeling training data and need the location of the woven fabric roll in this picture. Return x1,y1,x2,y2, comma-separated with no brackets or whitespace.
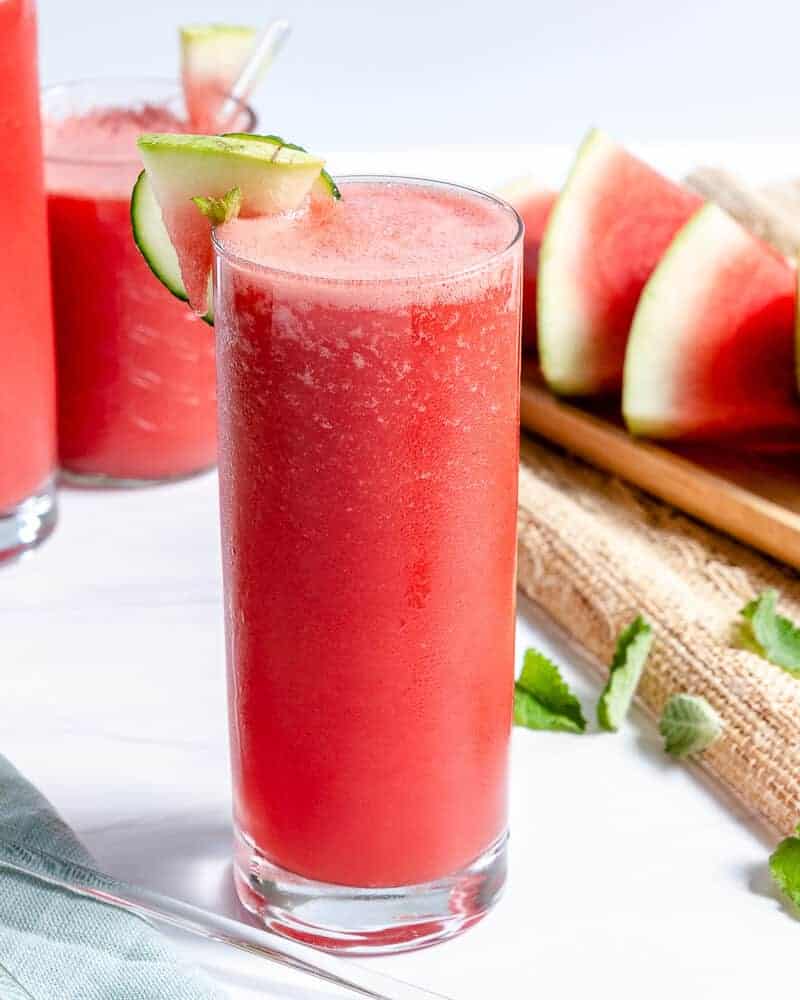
517,435,800,836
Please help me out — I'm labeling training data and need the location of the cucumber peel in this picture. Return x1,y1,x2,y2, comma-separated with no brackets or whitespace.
130,170,214,325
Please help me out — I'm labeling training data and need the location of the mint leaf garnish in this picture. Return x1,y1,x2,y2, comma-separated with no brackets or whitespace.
597,615,653,731
659,693,723,756
770,825,800,909
514,649,586,733
740,590,800,675
192,186,242,224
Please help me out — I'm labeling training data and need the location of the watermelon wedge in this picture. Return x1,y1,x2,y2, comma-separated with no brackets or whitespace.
498,176,556,353
538,129,703,395
623,203,800,448
180,24,257,130
797,267,800,392
134,133,329,316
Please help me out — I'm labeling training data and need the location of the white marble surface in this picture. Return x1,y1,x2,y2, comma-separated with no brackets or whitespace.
3,145,800,996
1,472,794,999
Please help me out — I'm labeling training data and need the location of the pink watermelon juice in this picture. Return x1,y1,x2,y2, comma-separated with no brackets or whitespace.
0,1,57,524
214,180,522,905
43,81,252,484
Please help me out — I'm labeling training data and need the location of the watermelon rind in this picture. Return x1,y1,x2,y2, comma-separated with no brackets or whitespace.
223,132,341,200
796,261,800,392
180,23,256,41
137,133,325,206
133,132,330,320
622,202,792,438
537,128,619,394
180,24,257,80
180,24,258,130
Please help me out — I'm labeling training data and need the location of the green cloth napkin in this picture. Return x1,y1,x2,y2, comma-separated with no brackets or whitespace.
0,755,227,999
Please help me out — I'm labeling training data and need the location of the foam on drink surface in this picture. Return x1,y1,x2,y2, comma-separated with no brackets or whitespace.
217,180,520,286
44,105,189,197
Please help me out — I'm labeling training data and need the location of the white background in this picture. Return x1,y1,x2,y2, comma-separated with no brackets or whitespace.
37,0,800,149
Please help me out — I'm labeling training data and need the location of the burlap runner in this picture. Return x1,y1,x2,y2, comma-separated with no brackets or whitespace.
517,434,800,836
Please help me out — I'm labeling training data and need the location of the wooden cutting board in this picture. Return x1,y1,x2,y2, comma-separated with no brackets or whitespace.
520,362,800,570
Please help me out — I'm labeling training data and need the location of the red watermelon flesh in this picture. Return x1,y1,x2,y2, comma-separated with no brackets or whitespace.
180,26,257,131
538,130,703,395
623,203,800,448
499,177,556,353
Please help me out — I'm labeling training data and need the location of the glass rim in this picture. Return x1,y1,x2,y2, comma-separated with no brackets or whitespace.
41,76,258,168
211,174,524,287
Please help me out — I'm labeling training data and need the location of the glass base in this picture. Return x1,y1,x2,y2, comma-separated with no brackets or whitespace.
0,479,57,564
234,828,508,956
59,463,216,490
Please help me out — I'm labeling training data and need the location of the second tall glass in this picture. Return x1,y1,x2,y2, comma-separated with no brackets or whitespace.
43,79,255,486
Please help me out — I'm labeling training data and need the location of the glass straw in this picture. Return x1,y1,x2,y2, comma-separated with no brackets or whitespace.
0,837,452,1000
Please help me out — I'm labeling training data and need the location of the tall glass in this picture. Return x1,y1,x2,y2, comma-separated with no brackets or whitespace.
42,79,255,486
0,0,57,561
214,177,523,953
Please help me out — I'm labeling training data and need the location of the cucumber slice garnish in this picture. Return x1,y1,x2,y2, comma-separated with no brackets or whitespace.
131,132,336,323
131,169,187,303
130,170,214,325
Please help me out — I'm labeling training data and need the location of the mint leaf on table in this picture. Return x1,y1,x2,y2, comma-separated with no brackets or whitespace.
514,649,586,733
770,826,800,909
597,615,654,731
659,693,723,757
740,589,800,675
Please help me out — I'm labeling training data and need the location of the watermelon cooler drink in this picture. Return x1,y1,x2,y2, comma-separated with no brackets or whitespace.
0,0,57,560
42,80,255,484
213,178,523,952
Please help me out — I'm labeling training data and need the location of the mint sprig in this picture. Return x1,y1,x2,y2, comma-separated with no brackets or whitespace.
659,693,723,756
597,616,653,731
740,590,800,675
770,825,800,909
514,649,586,733
192,186,242,224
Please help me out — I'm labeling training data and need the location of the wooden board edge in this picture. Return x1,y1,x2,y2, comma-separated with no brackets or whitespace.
520,377,800,571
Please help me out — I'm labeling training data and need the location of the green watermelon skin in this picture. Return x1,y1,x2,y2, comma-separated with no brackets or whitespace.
538,130,703,396
624,203,800,448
